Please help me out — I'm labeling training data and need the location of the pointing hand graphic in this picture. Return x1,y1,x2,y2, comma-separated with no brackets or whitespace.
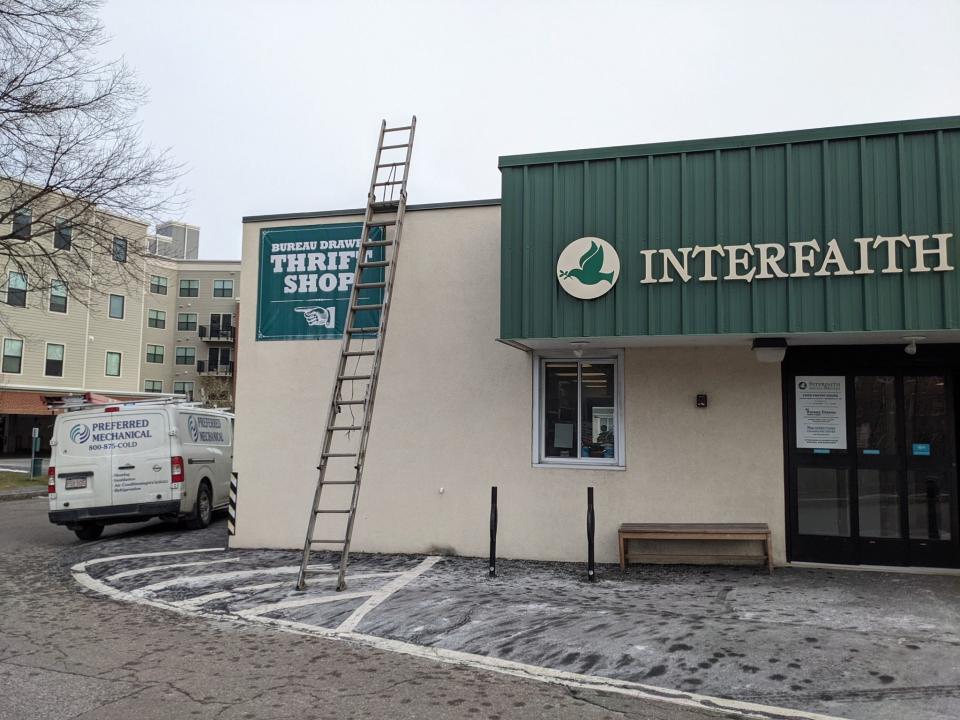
294,306,331,327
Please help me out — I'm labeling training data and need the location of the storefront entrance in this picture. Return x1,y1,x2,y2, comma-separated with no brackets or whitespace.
785,347,960,568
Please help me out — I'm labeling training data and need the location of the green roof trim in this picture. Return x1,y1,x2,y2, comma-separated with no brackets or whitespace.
498,115,960,169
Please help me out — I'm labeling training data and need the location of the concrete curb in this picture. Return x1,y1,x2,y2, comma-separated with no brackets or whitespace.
0,486,46,502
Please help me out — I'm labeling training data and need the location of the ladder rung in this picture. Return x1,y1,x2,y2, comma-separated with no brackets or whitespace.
338,375,371,381
320,480,360,485
363,240,393,247
321,452,357,458
328,425,363,431
371,201,400,209
352,304,383,312
355,282,385,289
377,162,406,168
384,125,412,132
381,143,409,149
342,351,375,357
367,219,396,227
358,260,390,268
315,509,352,514
346,327,379,334
335,399,367,405
311,539,346,544
374,180,404,186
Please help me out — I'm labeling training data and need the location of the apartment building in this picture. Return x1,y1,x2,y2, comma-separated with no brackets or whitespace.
0,207,239,453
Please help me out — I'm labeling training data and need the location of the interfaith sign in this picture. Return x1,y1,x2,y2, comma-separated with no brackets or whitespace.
556,237,621,299
795,376,847,450
256,223,383,341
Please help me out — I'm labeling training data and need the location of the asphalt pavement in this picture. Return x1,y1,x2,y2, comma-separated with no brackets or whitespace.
0,497,733,720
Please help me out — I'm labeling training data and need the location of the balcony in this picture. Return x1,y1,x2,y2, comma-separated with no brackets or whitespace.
197,360,234,377
198,325,234,342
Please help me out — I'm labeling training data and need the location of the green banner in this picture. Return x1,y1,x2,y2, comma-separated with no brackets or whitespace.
256,222,383,341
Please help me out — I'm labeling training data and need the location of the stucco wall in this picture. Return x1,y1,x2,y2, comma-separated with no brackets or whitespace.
232,206,786,564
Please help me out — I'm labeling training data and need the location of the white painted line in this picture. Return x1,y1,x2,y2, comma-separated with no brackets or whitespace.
0,466,29,473
337,556,441,632
71,547,224,572
129,564,335,597
236,591,373,618
232,580,289,593
172,591,235,609
104,557,240,581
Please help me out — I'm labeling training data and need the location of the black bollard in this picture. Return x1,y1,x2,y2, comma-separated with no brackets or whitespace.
489,486,498,578
587,486,596,582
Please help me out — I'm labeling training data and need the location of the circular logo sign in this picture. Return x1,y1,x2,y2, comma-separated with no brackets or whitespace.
187,415,200,443
69,424,91,444
557,237,620,300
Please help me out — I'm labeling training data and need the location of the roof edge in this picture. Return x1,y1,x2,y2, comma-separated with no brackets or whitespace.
498,115,960,168
242,198,501,225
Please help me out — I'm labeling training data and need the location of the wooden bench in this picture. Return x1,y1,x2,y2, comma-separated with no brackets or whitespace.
618,523,773,573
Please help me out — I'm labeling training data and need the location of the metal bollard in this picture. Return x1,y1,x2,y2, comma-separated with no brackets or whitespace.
587,486,596,582
489,486,498,578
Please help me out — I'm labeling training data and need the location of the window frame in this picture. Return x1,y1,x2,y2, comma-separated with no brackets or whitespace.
143,379,163,393
174,381,194,401
7,271,27,308
2,337,24,374
149,274,168,295
53,218,72,250
178,279,199,297
107,293,125,320
11,208,31,239
147,308,166,329
44,342,65,377
532,350,625,469
145,344,165,364
177,312,198,331
104,351,122,377
175,346,196,366
48,278,68,314
112,236,128,263
213,279,234,298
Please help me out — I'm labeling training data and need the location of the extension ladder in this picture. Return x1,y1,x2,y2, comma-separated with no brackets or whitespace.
296,117,416,592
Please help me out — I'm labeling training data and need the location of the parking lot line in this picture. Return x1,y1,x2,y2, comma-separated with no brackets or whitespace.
72,547,225,572
337,556,441,632
104,557,240,581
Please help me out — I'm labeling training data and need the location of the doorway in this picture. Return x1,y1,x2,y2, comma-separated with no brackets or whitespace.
785,347,960,568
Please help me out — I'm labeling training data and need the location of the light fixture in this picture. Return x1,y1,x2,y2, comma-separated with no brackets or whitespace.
902,335,925,356
570,340,589,358
752,337,787,363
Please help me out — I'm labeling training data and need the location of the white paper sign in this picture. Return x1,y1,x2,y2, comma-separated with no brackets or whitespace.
796,376,847,449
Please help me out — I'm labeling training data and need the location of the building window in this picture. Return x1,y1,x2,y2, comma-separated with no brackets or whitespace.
108,293,124,319
144,379,162,393
146,344,164,363
150,275,168,295
179,279,199,297
535,354,623,467
174,381,194,401
49,279,67,313
207,346,231,370
112,236,127,262
209,312,233,338
6,272,26,307
175,346,196,365
54,219,72,250
2,338,23,374
45,343,64,377
105,351,121,377
177,312,197,331
12,209,31,239
213,279,234,297
148,309,166,328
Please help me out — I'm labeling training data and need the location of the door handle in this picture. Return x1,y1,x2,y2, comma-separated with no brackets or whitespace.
118,464,135,470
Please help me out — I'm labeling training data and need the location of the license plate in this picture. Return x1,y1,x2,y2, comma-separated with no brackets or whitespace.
64,477,87,490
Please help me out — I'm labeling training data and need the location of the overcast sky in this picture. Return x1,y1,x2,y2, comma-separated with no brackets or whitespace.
100,0,960,260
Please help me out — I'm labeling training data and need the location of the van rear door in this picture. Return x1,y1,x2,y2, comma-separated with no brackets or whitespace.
104,411,172,506
52,414,112,511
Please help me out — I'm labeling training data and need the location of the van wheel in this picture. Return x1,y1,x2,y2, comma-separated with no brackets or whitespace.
74,524,104,542
186,482,212,530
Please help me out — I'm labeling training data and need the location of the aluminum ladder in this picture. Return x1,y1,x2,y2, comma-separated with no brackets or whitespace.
296,117,416,591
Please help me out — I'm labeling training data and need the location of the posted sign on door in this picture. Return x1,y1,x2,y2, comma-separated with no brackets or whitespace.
795,376,847,450
256,222,383,341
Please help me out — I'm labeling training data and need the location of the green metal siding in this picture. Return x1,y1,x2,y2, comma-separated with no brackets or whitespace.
499,117,960,341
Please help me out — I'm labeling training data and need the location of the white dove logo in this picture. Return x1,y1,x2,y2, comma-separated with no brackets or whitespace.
294,306,334,328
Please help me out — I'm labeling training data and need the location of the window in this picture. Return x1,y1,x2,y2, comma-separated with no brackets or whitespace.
209,312,233,338
112,236,127,262
213,279,234,297
177,312,197,331
535,355,622,466
175,346,196,365
2,338,23,373
144,380,163,393
150,275,168,295
12,209,31,239
174,381,194,401
147,309,166,329
108,293,124,319
7,272,26,307
49,279,67,313
179,279,199,297
146,344,164,363
105,351,121,377
54,219,72,250
208,346,231,369
45,344,64,377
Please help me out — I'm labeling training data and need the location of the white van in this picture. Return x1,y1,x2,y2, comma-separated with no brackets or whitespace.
47,400,234,541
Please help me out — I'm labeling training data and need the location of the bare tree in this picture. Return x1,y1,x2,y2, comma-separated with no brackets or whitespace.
198,375,233,410
0,0,181,311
